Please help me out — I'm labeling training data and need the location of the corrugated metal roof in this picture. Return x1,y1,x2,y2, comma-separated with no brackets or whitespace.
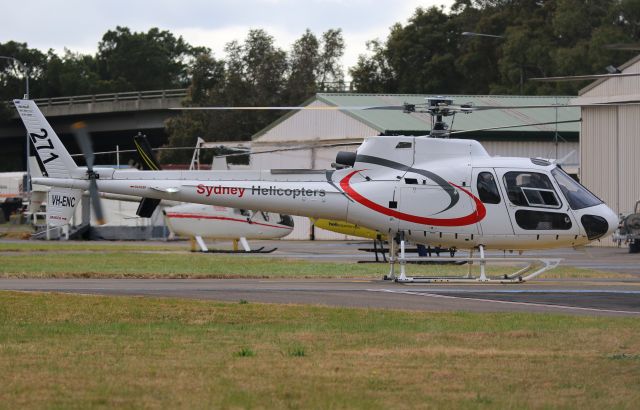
316,94,580,136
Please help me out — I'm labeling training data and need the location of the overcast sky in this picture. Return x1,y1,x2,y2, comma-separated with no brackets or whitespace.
2,0,454,70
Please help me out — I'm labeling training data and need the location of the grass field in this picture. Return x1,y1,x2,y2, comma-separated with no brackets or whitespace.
0,241,629,279
1,291,639,408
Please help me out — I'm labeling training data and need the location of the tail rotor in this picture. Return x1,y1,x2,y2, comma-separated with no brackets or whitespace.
71,121,106,225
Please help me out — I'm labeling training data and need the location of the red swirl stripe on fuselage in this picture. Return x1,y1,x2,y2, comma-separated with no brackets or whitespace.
339,170,486,227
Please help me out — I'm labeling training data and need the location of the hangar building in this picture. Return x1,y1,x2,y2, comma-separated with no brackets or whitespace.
572,55,640,230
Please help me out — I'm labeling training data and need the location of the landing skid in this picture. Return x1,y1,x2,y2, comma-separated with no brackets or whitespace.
192,246,278,254
190,236,276,253
385,234,561,283
360,260,466,265
359,241,457,264
384,257,561,283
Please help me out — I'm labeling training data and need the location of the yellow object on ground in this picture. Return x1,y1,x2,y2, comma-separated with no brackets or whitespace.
313,218,386,240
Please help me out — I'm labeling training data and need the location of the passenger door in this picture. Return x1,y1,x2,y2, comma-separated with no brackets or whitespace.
472,168,515,237
496,169,578,238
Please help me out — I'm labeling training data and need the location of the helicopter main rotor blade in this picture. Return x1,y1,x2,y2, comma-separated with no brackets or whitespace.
529,72,640,82
71,141,363,160
449,119,582,135
171,98,640,116
171,106,379,111
603,43,640,50
457,101,640,111
213,141,364,158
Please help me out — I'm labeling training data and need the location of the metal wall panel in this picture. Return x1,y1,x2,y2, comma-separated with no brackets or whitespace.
283,216,312,240
617,105,640,216
257,100,379,142
580,107,620,211
580,106,618,208
580,106,620,247
250,149,313,170
481,141,579,171
281,215,361,240
577,60,640,246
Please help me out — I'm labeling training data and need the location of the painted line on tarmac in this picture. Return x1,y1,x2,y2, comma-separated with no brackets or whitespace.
397,289,640,294
368,289,640,315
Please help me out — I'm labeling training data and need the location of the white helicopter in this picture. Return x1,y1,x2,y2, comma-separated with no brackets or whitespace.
16,98,618,282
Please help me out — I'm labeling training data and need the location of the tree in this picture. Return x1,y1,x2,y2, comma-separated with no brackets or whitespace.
286,29,320,104
453,0,509,94
163,53,226,164
349,40,396,93
352,0,640,96
162,30,289,163
318,29,345,90
385,7,463,93
0,41,48,123
349,7,464,94
96,26,206,92
164,28,347,164
285,28,346,103
0,41,47,99
221,29,288,139
40,50,101,96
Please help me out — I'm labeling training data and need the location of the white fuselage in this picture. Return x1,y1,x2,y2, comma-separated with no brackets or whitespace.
35,136,618,251
163,203,293,239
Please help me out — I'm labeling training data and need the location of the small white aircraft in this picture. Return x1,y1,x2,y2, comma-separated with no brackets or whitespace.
130,134,293,252
164,203,293,252
16,99,618,282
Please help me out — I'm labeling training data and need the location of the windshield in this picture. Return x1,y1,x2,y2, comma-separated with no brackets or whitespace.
551,167,602,210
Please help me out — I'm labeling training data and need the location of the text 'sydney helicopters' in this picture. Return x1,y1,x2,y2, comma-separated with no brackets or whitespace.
130,135,294,253
16,98,618,283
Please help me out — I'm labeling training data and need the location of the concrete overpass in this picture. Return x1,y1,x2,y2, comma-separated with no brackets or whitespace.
0,89,187,171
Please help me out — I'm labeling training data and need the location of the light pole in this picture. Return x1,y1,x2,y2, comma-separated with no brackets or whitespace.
461,31,524,94
0,56,31,194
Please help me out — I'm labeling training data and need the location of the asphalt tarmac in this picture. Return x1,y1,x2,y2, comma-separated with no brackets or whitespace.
2,278,640,316
247,239,640,275
2,240,639,316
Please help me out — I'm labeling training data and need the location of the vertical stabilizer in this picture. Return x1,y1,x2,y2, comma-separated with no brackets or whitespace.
13,99,78,178
47,187,82,227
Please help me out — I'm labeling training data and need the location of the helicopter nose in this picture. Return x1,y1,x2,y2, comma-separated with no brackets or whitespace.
580,205,618,240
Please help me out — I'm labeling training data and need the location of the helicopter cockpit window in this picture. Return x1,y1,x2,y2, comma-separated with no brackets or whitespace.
551,167,602,210
503,172,561,209
476,172,500,204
